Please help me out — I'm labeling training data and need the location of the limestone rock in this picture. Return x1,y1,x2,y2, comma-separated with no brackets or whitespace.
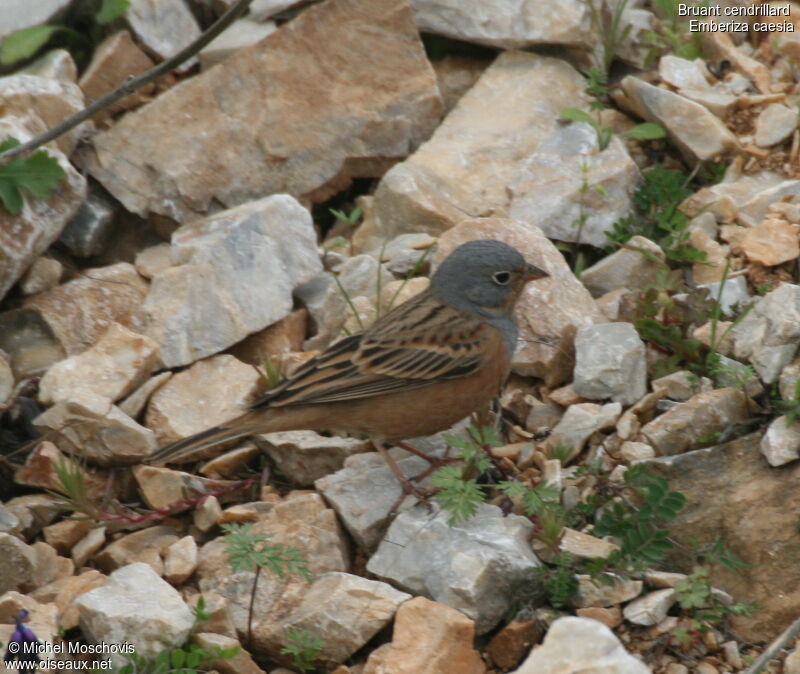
39,323,158,405
741,219,800,266
509,122,639,248
145,354,261,448
18,256,62,296
410,0,594,50
368,596,486,674
511,616,649,674
125,0,201,63
545,402,622,462
760,415,800,467
640,388,749,456
58,184,118,257
580,236,665,297
644,433,800,641
230,308,307,367
199,19,277,68
367,503,540,634
623,589,677,626
371,52,586,241
0,116,86,301
435,219,605,386
255,431,371,487
94,525,180,575
485,618,541,671
0,0,72,39
84,0,442,220
141,196,322,367
132,465,237,510
0,352,13,405
573,323,647,405
0,533,37,593
164,536,198,584
34,393,158,465
76,562,194,664
118,371,172,419
755,103,798,147
621,76,737,161
573,575,642,608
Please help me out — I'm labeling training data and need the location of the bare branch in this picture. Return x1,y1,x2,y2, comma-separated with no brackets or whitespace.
0,0,254,164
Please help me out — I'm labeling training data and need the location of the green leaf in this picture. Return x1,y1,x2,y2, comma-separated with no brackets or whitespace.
0,25,60,64
431,466,485,525
96,0,131,24
623,122,666,141
560,107,595,126
0,137,66,215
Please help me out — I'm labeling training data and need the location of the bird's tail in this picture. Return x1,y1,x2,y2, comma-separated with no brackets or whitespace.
146,412,263,466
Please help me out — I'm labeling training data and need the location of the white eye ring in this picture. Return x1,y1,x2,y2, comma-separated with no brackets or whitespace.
492,271,511,285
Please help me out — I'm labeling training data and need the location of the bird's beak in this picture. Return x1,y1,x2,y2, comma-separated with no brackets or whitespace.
523,263,549,282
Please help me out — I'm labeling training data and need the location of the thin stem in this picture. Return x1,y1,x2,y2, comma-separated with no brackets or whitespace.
0,0,254,164
247,565,261,651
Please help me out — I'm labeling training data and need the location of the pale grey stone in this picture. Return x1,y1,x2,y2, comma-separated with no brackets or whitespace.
698,275,750,316
513,616,649,673
581,236,664,297
199,19,276,68
126,0,201,63
0,0,71,39
546,402,622,462
623,589,677,626
19,49,77,83
18,257,62,296
573,323,647,405
760,416,800,467
142,195,322,367
508,123,640,248
572,574,642,608
658,55,709,90
367,503,540,634
755,103,798,148
76,563,194,665
0,533,36,593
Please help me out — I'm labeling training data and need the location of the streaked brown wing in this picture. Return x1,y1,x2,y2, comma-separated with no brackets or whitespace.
251,290,493,408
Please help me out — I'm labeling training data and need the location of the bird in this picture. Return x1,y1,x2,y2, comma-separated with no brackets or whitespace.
147,239,548,493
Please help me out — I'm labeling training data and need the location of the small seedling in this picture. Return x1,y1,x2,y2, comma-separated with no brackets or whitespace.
280,628,324,673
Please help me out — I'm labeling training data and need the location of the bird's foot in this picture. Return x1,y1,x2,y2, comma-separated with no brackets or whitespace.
389,479,439,515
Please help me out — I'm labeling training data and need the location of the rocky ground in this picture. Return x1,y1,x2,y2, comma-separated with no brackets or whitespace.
3,0,800,672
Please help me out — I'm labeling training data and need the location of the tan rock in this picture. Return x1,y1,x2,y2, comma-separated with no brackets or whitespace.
199,18,276,68
376,597,485,674
576,606,623,629
435,218,605,385
486,618,541,671
0,351,12,405
689,228,729,283
623,588,677,626
0,115,87,301
432,55,489,115
23,262,148,356
118,371,172,419
0,533,37,593
198,444,261,479
741,218,800,266
371,52,585,241
71,526,107,568
572,574,642,608
132,465,238,510
230,308,307,367
20,48,77,82
43,519,93,555
14,441,106,499
95,525,181,575
18,256,62,295
560,528,619,560
84,0,442,220
164,535,198,584
580,236,665,297
39,322,159,405
641,388,750,455
146,354,261,447
755,103,798,147
134,242,173,279
53,569,107,630
701,31,771,93
193,494,224,532
78,30,155,119
192,632,266,674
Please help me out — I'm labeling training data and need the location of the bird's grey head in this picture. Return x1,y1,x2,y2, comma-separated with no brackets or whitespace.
430,240,548,334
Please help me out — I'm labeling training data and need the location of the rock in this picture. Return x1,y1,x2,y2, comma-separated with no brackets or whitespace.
755,103,798,147
486,618,541,671
94,525,180,575
435,219,605,386
573,575,643,608
76,562,194,664
247,0,306,21
34,392,158,465
430,55,488,117
731,283,800,383
0,0,72,39
78,30,155,119
15,441,105,498
58,184,118,257
701,32,771,93
134,242,172,279
780,357,800,401
545,402,622,462
708,354,763,398
200,19,277,68
0,533,36,593
262,572,410,665
39,323,158,405
651,370,710,401
0,116,86,301
191,632,265,674
576,606,623,629
18,256,62,295
367,503,540,634
23,262,148,357
623,589,677,626
141,196,321,367
741,219,800,266
29,540,73,589
621,76,737,161
0,351,14,405
689,228,729,284
254,431,370,487
118,371,172,419
164,535,198,584
643,432,800,641
580,236,665,297
132,465,237,510
640,388,749,455
573,323,647,405
145,354,261,448
3,494,63,538
43,519,92,555
84,0,442,221
230,308,307,367
619,441,656,462
199,443,260,479
410,0,594,50
368,596,486,674
508,122,639,248
72,526,107,568
315,447,433,549
196,494,350,653
125,0,201,63
659,55,709,90
559,528,619,560
760,416,800,467
371,52,585,242
511,616,649,674
20,48,78,83
698,275,751,317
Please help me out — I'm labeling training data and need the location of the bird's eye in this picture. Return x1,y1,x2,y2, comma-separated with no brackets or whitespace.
492,271,511,285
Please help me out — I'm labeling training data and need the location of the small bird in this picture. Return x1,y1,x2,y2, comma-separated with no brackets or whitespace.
147,239,548,491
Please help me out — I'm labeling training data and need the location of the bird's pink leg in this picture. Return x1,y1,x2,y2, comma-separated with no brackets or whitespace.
372,440,436,511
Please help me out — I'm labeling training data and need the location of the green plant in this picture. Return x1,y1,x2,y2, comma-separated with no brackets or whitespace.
643,0,705,65
280,628,324,673
119,597,240,674
0,0,129,65
221,522,312,648
0,137,65,214
328,205,362,226
560,108,665,153
533,552,580,608
774,380,800,425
